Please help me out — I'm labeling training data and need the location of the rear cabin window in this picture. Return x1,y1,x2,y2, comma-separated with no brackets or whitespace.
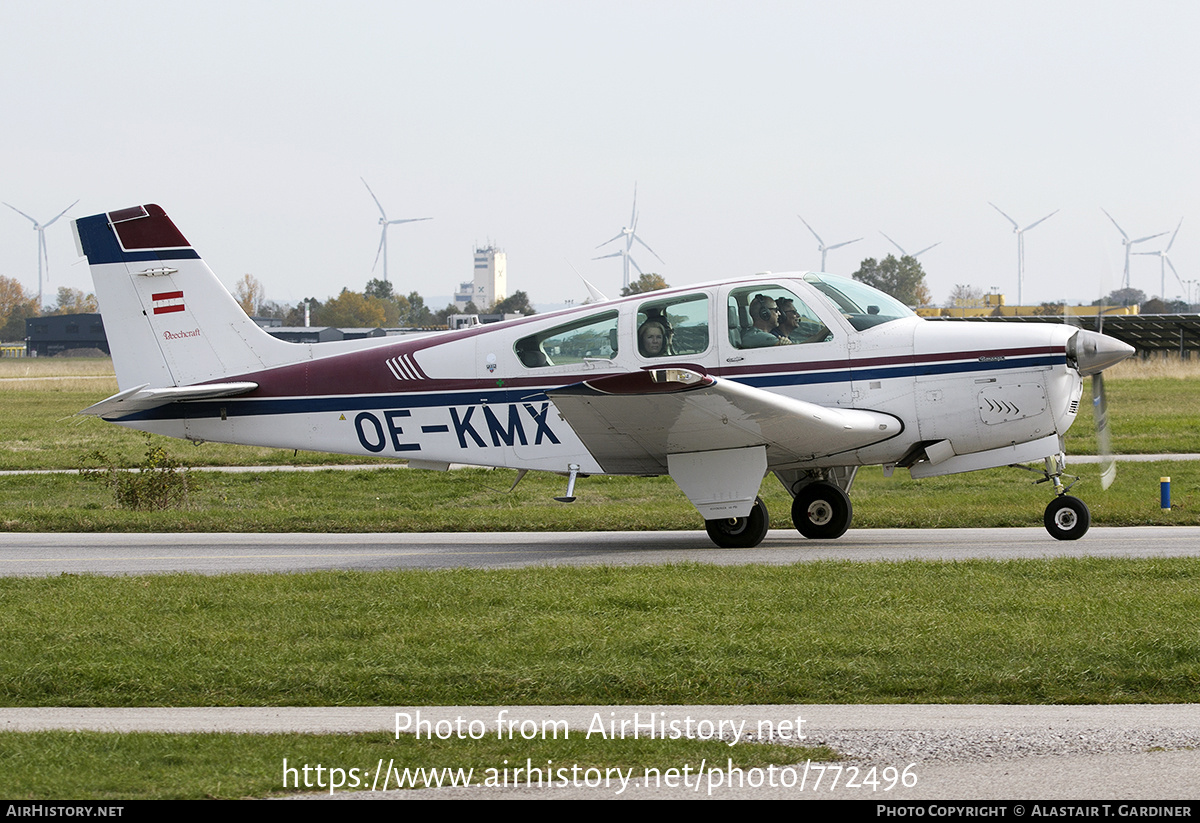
635,293,709,359
514,311,619,368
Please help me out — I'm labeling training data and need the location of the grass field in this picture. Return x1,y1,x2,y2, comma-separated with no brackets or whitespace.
0,459,1195,532
3,559,1198,707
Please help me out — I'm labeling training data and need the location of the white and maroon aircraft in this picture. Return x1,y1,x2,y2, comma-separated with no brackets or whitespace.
72,204,1134,546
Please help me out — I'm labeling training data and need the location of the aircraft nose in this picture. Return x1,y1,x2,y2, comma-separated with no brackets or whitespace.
1068,329,1135,376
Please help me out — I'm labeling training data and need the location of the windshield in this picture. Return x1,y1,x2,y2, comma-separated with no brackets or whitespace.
803,273,916,330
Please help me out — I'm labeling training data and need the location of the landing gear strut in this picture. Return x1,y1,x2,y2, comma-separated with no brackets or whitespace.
705,497,770,549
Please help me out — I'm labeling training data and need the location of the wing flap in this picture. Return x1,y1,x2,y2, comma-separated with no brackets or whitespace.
78,382,259,419
547,369,902,473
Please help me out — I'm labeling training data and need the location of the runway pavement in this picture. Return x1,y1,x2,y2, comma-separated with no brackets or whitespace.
3,526,1200,576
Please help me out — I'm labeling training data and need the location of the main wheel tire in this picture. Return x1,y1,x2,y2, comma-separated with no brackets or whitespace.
705,496,770,549
1044,495,1090,540
791,482,852,539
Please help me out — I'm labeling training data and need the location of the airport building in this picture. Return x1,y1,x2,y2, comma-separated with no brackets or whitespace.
24,313,109,357
455,245,506,311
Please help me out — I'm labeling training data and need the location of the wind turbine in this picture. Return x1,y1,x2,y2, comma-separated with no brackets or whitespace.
1101,208,1167,294
989,203,1057,307
361,178,431,283
880,232,941,259
1133,218,1184,301
4,199,78,308
594,184,664,290
798,215,861,272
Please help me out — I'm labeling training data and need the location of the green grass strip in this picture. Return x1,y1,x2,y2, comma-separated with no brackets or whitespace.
1,460,1197,532
1,559,1198,707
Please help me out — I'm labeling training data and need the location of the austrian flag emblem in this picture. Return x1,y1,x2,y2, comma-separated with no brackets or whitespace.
152,291,185,315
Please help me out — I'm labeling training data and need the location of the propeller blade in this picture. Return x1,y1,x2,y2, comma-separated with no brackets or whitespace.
1093,372,1116,490
387,217,432,226
912,242,942,257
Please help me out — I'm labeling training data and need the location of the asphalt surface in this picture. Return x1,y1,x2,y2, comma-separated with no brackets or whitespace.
3,526,1200,576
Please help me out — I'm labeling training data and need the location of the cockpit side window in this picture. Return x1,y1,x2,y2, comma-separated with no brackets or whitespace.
635,294,709,359
514,310,619,368
726,286,831,349
803,273,915,330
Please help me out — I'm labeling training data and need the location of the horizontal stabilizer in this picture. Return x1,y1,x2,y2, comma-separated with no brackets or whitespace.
78,382,259,419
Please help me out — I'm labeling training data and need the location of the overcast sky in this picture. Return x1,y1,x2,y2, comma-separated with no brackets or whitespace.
2,0,1198,311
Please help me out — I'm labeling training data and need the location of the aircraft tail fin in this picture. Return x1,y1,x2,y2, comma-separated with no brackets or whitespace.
72,205,297,391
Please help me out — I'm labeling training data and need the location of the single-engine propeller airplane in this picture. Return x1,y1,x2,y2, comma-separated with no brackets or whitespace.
73,204,1134,546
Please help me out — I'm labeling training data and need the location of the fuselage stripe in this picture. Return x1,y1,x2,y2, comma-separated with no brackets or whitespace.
113,352,1066,422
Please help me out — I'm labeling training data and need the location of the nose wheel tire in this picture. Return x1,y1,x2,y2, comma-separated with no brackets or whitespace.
705,497,770,549
1044,495,1090,541
792,482,853,539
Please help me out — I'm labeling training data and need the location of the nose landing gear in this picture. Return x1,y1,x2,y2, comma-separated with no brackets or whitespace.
1035,454,1090,540
1044,494,1090,540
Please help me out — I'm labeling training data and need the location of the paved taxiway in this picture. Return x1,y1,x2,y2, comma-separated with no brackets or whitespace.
3,526,1200,576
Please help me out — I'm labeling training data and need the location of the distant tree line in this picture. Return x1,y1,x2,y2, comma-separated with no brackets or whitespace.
237,275,538,329
846,257,1193,315
0,277,99,341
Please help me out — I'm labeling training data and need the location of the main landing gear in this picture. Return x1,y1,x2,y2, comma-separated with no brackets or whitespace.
705,497,770,549
791,482,853,539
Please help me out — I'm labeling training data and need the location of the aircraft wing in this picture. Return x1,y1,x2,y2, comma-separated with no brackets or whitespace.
78,382,259,419
546,368,902,474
